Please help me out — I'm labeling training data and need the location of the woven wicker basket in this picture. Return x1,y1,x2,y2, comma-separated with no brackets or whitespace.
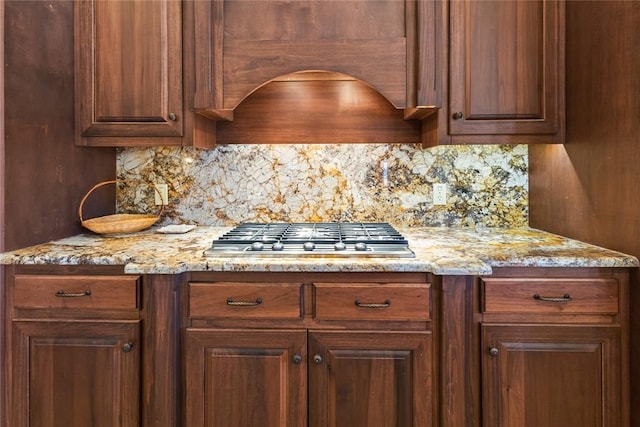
79,180,164,234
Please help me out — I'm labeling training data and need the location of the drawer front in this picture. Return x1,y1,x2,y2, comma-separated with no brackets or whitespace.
314,283,431,321
189,283,302,319
482,278,619,314
14,275,140,310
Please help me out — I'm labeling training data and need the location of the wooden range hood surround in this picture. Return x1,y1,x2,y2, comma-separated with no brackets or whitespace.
189,0,445,146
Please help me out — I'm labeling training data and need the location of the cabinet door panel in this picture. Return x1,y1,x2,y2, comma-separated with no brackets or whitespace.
482,324,621,427
11,320,140,427
75,0,182,141
449,0,564,140
185,329,307,427
308,331,434,427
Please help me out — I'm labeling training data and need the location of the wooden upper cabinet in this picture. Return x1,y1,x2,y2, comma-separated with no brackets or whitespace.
193,0,443,120
447,0,565,144
74,0,184,146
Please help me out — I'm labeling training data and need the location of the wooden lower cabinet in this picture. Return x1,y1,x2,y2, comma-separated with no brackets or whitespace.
482,324,621,427
184,328,432,427
11,320,140,427
3,268,143,427
5,268,630,427
308,330,433,427
184,329,307,427
476,268,629,427
184,273,435,427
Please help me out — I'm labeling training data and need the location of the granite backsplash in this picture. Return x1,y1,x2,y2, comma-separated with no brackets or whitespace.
116,144,528,228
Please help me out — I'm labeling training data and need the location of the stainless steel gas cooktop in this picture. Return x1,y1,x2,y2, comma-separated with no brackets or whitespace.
203,222,415,258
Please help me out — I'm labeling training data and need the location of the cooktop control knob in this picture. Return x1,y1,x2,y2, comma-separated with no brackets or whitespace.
354,242,368,251
303,242,316,251
334,242,347,251
272,242,284,251
251,242,264,251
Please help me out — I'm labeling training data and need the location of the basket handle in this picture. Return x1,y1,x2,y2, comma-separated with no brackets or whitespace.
78,180,165,223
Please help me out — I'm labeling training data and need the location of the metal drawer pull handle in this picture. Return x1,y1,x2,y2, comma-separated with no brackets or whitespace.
226,297,263,306
533,293,572,303
55,289,92,298
123,342,134,353
354,299,391,308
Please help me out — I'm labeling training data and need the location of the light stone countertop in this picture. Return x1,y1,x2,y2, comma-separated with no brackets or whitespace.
0,226,637,275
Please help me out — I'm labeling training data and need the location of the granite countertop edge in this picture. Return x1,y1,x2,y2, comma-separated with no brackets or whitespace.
0,226,637,276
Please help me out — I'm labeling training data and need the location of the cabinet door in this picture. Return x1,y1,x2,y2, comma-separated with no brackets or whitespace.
10,320,140,427
75,0,183,145
184,328,307,427
308,331,434,427
482,324,621,427
449,0,564,143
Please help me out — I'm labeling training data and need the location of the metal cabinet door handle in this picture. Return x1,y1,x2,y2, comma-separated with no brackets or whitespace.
533,293,572,303
55,289,91,298
354,299,391,309
226,297,263,306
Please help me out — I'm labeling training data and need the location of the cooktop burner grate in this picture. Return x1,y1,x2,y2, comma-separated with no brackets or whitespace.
204,222,414,258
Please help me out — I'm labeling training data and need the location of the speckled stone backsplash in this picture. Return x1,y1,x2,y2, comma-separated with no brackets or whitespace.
116,144,528,228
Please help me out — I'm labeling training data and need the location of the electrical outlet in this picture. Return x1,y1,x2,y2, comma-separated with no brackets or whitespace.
433,183,447,205
154,183,169,206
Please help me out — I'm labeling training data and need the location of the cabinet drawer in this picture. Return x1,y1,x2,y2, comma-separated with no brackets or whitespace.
189,283,302,319
314,283,430,321
14,275,139,310
482,278,619,314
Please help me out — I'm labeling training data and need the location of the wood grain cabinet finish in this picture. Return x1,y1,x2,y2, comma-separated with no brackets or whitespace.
74,0,217,148
308,330,433,427
482,277,619,315
447,0,565,144
184,275,435,427
314,282,431,321
13,274,139,310
11,320,140,427
6,268,629,427
192,0,442,117
478,270,628,427
482,324,621,427
74,0,183,146
189,282,302,319
5,272,142,427
184,329,307,427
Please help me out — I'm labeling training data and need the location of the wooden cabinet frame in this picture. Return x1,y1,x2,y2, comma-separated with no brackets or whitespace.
183,271,437,427
440,267,629,427
3,266,629,427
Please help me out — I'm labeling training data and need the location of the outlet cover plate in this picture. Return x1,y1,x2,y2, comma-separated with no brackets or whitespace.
154,183,168,206
433,183,447,205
